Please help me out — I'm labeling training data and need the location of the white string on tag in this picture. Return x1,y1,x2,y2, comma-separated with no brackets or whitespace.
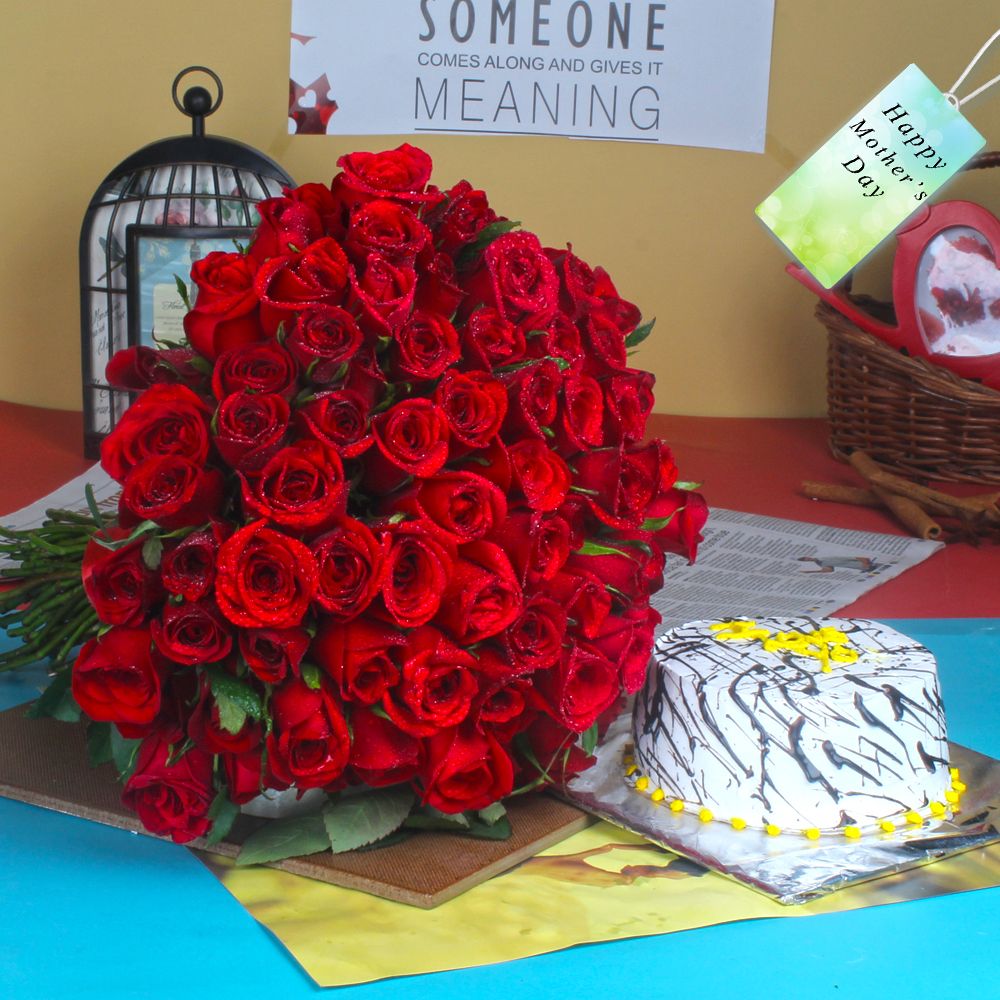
945,26,1000,108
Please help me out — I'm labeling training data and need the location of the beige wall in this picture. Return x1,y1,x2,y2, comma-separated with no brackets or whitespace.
2,1,999,415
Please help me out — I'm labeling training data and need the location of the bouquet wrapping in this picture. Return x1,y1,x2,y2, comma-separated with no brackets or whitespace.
2,144,705,858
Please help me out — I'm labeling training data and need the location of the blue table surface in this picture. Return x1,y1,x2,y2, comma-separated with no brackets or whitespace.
1,619,998,1000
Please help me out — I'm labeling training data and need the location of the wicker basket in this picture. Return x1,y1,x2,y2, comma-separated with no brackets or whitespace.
821,298,1000,484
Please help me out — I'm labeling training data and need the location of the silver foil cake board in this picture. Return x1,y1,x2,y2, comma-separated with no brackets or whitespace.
564,711,1000,905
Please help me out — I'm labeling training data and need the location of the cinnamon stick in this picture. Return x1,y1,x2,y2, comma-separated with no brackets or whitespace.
871,485,942,540
801,481,881,507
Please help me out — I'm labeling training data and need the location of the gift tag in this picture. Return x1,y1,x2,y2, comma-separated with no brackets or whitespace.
757,63,986,287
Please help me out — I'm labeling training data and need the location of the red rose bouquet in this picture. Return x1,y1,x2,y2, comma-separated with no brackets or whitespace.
0,144,705,861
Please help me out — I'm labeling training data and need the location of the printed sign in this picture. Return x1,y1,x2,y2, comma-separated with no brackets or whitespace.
289,0,775,151
757,64,986,288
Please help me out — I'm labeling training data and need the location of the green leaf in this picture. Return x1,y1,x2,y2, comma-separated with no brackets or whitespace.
141,536,163,570
624,318,655,349
205,790,240,846
404,806,471,832
215,694,248,735
84,483,107,533
576,540,628,558
323,786,415,854
673,481,702,491
464,813,513,840
187,355,213,375
581,723,599,757
457,219,521,265
476,801,507,825
110,727,142,780
208,669,264,721
236,813,330,866
173,274,191,310
25,669,80,722
639,515,674,532
86,722,113,766
300,662,322,691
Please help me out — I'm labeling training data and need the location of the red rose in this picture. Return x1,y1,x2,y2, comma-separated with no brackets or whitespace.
436,180,499,253
246,195,324,266
238,627,311,684
122,737,215,844
522,713,594,785
296,389,372,458
646,486,709,562
509,439,571,512
549,568,612,638
224,748,271,804
379,521,454,629
72,627,163,729
501,359,562,440
313,617,404,705
462,306,526,369
413,251,465,315
541,311,584,366
211,340,299,400
160,524,228,602
215,521,318,628
580,310,628,376
502,594,567,673
344,198,430,265
411,471,507,542
240,440,346,531
479,231,559,326
348,254,417,336
604,370,654,443
367,399,450,490
349,708,421,787
151,600,233,666
187,684,262,755
549,247,637,328
455,436,512,493
475,666,535,742
255,237,351,335
81,530,162,626
489,510,571,585
436,541,522,644
590,605,659,693
334,143,436,206
417,725,514,814
383,626,479,737
106,345,202,391
119,456,223,530
214,391,290,470
434,370,508,451
312,516,385,620
565,547,648,606
285,305,364,383
267,676,351,789
289,181,342,236
183,251,264,361
534,642,620,733
100,384,211,484
573,442,677,530
392,310,460,380
557,371,604,452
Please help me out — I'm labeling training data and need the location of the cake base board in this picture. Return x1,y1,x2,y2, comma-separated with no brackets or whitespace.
565,710,1000,904
0,703,590,908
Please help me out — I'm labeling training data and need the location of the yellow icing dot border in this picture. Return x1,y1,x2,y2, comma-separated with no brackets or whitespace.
624,757,967,841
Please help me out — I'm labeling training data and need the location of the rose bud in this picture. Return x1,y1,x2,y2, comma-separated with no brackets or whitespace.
413,251,465,316
579,309,629,377
254,237,351,336
81,529,162,627
239,627,311,684
119,455,224,530
488,510,571,586
240,440,346,531
183,250,264,361
348,253,417,337
365,399,450,492
266,676,351,789
436,179,499,253
349,707,421,787
541,311,584,367
312,516,385,621
214,391,291,471
211,339,299,400
502,594,568,673
285,305,364,383
436,541,522,644
383,626,480,737
296,389,373,458
501,359,563,440
645,486,709,563
462,306,526,370
122,736,215,844
313,617,404,705
344,198,431,266
589,604,660,694
377,521,455,629
100,384,211,485
603,369,655,443
533,641,620,733
151,599,233,667
555,370,604,452
246,195,324,266
160,524,229,603
417,725,514,814
215,521,318,629
391,310,461,381
509,439,571,512
434,370,508,453
72,627,163,731
548,567,612,639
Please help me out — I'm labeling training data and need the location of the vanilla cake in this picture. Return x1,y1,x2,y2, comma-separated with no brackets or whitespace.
631,618,958,835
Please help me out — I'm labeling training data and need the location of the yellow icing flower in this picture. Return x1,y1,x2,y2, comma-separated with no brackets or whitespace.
843,825,861,839
904,811,923,826
879,819,896,833
669,799,685,813
711,620,771,642
828,644,859,664
635,776,649,792
763,632,810,654
929,801,946,817
804,827,821,841
812,627,849,645
651,788,665,803
820,663,833,674
730,817,747,831
765,824,781,837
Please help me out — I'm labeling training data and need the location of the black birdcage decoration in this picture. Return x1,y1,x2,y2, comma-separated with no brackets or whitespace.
79,66,294,457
